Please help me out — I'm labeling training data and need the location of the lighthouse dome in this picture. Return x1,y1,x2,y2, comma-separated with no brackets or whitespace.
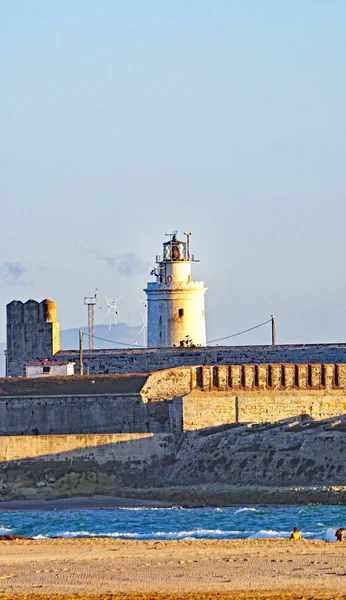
163,233,186,261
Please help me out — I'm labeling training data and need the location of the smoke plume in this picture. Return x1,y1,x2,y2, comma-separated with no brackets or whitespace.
0,262,26,283
96,252,147,277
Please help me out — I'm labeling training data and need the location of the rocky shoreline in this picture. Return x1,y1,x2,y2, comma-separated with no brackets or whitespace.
1,483,346,509
115,484,346,506
1,415,346,508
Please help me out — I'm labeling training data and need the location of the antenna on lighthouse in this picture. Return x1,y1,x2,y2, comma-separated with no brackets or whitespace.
84,290,98,350
183,231,193,260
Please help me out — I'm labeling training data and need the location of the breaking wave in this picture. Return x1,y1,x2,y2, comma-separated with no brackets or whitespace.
0,526,15,534
63,530,140,538
251,529,290,539
117,506,178,511
234,507,257,515
0,505,345,541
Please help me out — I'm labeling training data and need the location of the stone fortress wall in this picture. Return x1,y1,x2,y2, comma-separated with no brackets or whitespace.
0,363,346,505
4,298,346,504
183,363,346,430
56,344,346,376
1,364,346,438
0,364,346,504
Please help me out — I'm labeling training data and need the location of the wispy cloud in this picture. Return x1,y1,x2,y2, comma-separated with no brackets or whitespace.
95,252,147,277
0,262,26,283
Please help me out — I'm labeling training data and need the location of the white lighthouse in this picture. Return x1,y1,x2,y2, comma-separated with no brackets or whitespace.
144,232,207,348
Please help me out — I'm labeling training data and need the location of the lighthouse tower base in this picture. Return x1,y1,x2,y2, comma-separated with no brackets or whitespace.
146,284,207,347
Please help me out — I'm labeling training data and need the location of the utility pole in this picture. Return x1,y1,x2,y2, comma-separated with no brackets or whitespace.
271,314,276,345
84,290,98,350
79,329,84,375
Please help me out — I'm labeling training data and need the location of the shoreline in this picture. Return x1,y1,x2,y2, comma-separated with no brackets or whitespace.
1,484,346,510
0,495,173,511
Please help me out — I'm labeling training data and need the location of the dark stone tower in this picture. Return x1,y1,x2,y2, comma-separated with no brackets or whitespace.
6,299,60,377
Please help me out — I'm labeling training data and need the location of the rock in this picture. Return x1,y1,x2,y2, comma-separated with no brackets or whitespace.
52,472,117,498
5,486,58,501
0,535,33,541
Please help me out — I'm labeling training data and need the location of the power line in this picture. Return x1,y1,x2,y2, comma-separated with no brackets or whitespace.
206,318,272,345
82,331,145,348
82,318,272,349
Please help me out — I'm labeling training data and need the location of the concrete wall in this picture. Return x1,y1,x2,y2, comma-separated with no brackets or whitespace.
0,433,174,499
0,433,169,463
56,343,346,375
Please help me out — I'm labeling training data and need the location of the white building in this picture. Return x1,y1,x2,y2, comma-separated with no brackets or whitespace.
26,361,75,378
144,232,207,348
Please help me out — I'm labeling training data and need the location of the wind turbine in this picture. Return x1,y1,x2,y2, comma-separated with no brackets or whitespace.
136,298,147,346
105,296,121,330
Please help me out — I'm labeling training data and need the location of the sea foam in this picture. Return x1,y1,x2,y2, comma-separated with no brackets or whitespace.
0,526,15,534
234,507,257,515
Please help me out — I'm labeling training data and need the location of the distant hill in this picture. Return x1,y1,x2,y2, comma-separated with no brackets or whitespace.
0,323,145,377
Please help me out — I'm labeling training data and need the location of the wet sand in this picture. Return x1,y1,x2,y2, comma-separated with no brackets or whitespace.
0,495,171,511
0,538,345,599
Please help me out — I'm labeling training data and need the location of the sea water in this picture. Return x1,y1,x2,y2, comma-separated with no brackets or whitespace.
0,505,345,541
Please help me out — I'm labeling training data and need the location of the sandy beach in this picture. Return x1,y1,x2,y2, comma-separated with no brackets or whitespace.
0,538,345,599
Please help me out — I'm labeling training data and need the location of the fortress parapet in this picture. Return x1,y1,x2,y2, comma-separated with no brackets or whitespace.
6,299,60,377
191,364,346,392
0,363,346,436
179,363,346,431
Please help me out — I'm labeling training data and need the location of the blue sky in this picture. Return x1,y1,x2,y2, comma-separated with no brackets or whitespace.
1,0,346,345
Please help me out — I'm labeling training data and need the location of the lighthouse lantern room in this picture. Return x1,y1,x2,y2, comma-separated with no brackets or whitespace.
144,232,207,348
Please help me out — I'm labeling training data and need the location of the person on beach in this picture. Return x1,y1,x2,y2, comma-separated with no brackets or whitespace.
290,527,301,541
335,527,345,542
